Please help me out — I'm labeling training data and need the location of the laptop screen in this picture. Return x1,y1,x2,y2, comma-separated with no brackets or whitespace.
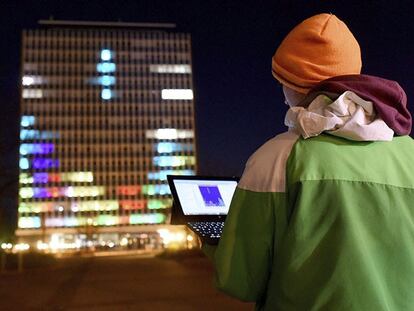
172,178,238,216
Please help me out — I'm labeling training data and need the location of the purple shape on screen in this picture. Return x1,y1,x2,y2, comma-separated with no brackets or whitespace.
198,186,225,207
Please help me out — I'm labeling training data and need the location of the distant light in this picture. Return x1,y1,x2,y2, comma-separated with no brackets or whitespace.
97,62,116,73
101,88,112,100
146,129,194,140
19,158,30,170
99,75,116,86
149,64,191,74
22,76,35,86
161,89,193,100
101,49,112,61
21,116,35,127
22,89,43,99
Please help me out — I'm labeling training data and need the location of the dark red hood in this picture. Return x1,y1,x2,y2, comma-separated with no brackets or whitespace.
307,74,412,135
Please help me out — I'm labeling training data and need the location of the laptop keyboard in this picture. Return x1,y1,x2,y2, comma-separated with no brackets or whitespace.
188,221,224,239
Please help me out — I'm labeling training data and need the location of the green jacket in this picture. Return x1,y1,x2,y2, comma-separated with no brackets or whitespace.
205,132,414,310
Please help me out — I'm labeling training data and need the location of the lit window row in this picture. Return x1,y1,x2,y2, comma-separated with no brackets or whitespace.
22,75,43,86
19,157,59,170
142,184,171,195
153,156,195,167
21,115,35,127
161,89,193,100
97,62,116,73
20,129,60,140
146,128,194,140
19,186,105,199
117,185,141,196
19,172,94,184
149,64,191,74
20,143,54,155
18,200,119,213
147,169,195,181
22,89,43,99
18,213,166,228
155,142,193,153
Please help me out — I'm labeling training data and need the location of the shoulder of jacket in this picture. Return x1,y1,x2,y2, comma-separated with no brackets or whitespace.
238,131,300,193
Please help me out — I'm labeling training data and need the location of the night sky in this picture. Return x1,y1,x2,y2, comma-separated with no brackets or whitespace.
0,0,413,236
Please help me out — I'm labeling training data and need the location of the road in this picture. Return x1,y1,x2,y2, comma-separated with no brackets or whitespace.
0,252,254,310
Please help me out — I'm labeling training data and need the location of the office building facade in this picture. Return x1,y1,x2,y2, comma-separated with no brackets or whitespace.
17,21,197,249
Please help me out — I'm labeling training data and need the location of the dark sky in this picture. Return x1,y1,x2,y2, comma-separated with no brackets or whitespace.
0,0,413,235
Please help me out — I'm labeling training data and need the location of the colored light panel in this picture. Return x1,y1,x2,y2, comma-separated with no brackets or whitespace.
129,213,166,224
101,49,112,61
146,128,194,140
147,199,172,210
147,169,195,181
20,186,105,198
64,186,105,198
20,143,54,155
19,187,34,198
96,215,118,226
71,200,119,212
117,185,141,196
149,64,191,74
156,142,193,153
18,216,41,228
19,173,33,184
32,158,59,169
120,200,146,210
142,184,171,196
101,88,112,100
20,130,59,140
161,89,193,100
153,156,195,167
99,75,116,86
19,158,30,169
21,115,35,127
97,62,116,73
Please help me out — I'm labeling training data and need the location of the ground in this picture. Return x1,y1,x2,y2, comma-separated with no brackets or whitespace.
0,252,254,311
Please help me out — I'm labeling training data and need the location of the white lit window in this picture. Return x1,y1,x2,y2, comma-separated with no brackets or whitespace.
22,75,43,86
22,89,43,99
161,89,193,100
101,88,112,100
101,49,112,61
145,129,194,140
150,64,191,74
97,63,116,73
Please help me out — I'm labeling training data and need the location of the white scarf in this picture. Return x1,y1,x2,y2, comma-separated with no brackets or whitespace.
285,91,394,141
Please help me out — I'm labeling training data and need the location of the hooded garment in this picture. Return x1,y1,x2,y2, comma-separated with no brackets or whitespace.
204,75,414,310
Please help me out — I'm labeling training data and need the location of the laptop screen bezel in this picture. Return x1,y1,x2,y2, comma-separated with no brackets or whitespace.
167,175,239,224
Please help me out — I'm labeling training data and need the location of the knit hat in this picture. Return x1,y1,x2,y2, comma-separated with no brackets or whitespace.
272,13,362,94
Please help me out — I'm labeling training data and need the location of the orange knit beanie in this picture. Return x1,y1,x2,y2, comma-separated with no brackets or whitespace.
272,13,362,94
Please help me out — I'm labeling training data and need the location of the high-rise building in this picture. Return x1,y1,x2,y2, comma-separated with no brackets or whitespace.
16,20,197,250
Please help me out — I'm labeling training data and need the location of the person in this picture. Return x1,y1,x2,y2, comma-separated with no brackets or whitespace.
203,13,414,310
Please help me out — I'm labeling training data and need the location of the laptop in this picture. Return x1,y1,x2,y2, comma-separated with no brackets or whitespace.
167,175,239,245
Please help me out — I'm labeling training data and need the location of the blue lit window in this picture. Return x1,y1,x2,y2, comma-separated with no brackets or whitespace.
21,116,35,127
20,130,59,140
97,63,116,73
20,143,54,155
156,142,193,153
101,49,112,61
99,75,116,86
32,158,59,169
101,88,112,100
19,158,30,170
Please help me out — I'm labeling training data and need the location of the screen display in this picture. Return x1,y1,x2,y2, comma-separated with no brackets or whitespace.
173,179,237,215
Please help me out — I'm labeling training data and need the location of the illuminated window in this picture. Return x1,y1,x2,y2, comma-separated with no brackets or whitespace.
22,89,43,99
19,158,30,169
117,185,141,196
120,200,146,210
147,199,172,209
156,142,193,153
19,187,34,198
21,115,35,127
142,184,171,195
71,200,118,212
19,173,33,184
101,88,112,100
97,62,116,73
161,89,193,100
147,169,195,181
18,216,41,228
149,64,191,74
22,75,43,86
146,129,194,140
129,213,166,225
99,75,116,86
101,49,112,61
20,143,54,155
96,215,118,226
153,156,195,167
20,130,59,140
32,158,59,169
